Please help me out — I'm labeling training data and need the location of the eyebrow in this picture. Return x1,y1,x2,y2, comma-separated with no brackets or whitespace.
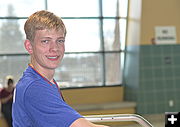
41,37,65,39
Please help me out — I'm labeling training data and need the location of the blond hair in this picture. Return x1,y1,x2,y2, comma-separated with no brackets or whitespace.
24,10,66,42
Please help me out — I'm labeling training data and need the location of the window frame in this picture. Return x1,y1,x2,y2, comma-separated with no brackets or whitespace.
0,0,129,88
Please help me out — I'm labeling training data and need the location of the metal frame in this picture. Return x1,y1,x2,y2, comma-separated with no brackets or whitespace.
85,114,154,127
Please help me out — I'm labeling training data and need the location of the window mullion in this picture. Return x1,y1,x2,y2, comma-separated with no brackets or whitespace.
99,0,106,86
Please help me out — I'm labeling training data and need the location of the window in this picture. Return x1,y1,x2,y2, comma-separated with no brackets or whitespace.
0,0,128,88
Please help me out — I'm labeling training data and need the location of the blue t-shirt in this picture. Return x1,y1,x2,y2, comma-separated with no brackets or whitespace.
12,66,82,127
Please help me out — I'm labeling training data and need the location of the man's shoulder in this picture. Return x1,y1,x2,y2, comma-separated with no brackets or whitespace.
16,66,40,87
15,72,40,92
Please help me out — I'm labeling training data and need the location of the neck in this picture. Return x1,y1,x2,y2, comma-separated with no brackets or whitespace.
29,63,55,82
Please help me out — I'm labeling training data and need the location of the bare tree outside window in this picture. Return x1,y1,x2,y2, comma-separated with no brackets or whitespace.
105,0,121,85
0,4,23,53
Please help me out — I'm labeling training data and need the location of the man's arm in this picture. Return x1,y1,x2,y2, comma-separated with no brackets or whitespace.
70,118,110,127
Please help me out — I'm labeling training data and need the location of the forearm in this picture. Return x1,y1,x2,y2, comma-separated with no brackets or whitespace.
0,94,12,104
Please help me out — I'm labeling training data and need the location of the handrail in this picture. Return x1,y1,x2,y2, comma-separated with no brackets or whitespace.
85,114,154,127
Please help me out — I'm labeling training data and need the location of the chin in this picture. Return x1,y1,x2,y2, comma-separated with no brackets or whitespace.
50,64,59,69
45,61,60,70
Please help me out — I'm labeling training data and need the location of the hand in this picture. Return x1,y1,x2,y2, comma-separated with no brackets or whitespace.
70,118,111,127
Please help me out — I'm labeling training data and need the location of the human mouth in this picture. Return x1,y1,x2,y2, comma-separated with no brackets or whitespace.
47,56,59,60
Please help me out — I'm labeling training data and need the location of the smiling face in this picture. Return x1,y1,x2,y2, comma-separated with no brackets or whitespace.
25,29,65,75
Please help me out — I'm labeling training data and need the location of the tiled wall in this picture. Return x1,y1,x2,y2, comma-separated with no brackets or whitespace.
124,44,180,114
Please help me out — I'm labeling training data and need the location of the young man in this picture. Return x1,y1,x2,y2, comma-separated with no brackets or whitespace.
12,10,109,127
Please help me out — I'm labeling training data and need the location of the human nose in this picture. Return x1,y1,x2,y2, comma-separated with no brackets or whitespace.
49,41,58,52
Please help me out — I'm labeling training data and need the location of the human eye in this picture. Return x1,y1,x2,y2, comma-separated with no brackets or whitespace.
41,40,49,44
57,39,65,44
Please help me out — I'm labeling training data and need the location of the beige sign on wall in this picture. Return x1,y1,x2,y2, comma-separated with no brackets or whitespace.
155,26,177,44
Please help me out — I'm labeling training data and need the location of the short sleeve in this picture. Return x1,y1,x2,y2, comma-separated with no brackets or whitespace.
24,81,82,127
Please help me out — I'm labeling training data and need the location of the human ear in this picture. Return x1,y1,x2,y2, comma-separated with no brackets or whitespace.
24,39,33,54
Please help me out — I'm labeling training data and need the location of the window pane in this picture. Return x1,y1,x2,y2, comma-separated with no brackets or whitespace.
103,0,128,17
105,53,122,85
0,55,29,86
103,19,127,51
120,19,127,50
0,0,45,17
48,0,99,17
103,0,117,17
0,19,26,54
119,0,129,17
63,19,101,52
55,53,103,88
103,19,120,51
